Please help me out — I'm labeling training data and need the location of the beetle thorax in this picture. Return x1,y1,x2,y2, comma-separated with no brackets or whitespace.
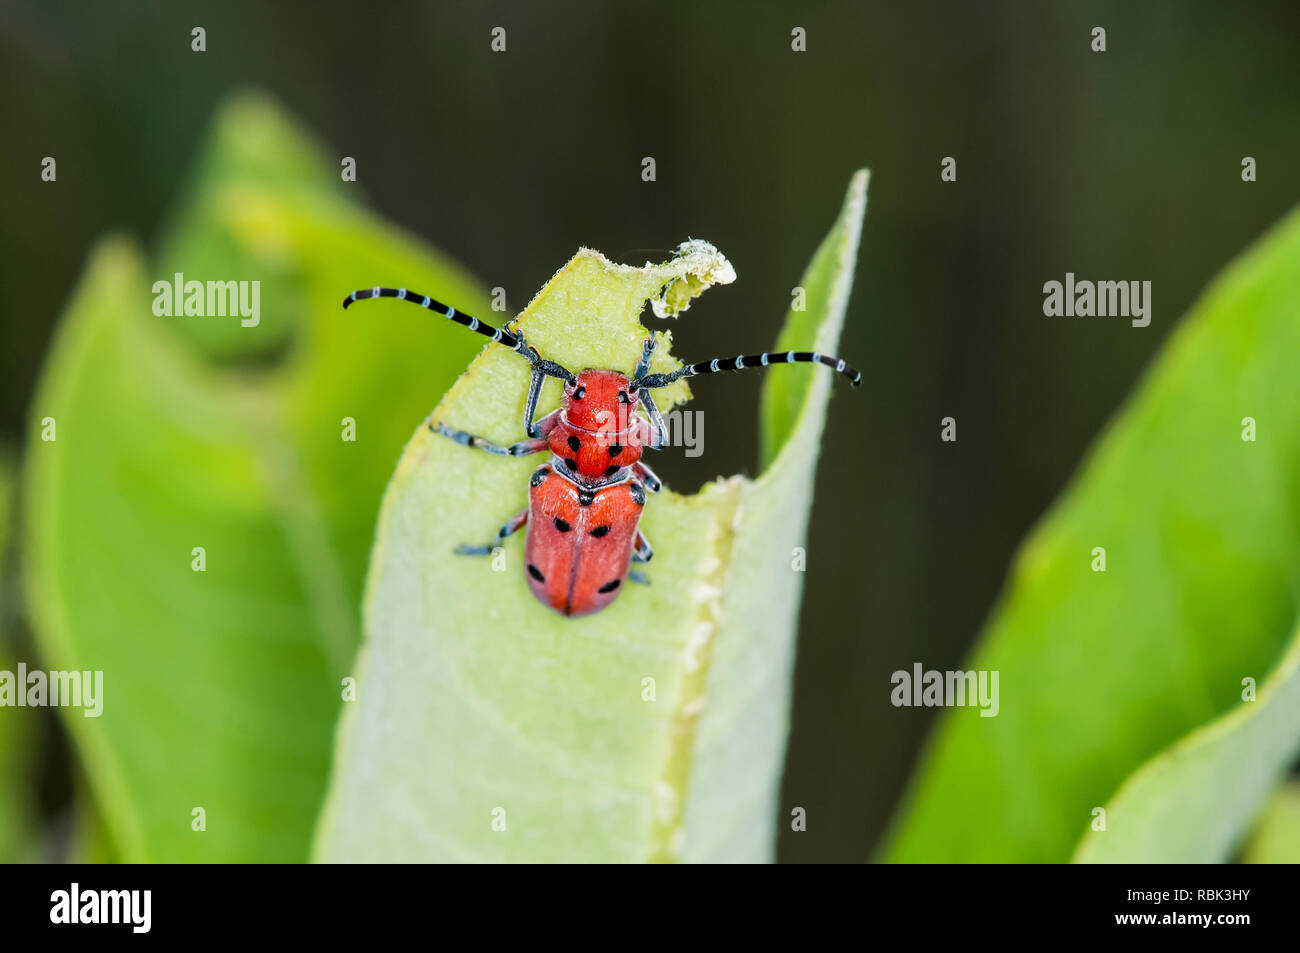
548,369,645,481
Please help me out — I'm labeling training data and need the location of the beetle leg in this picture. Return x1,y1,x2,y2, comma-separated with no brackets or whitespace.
632,460,662,493
455,507,528,556
632,530,654,563
431,419,550,457
628,569,651,586
525,407,560,441
635,393,668,450
633,336,669,448
522,367,546,437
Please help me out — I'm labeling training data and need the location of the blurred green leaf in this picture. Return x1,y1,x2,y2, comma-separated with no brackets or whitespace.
67,783,118,864
314,171,868,862
0,705,35,864
1241,780,1300,864
155,91,346,363
22,95,490,861
0,447,37,863
883,205,1300,862
0,448,13,558
1074,624,1300,862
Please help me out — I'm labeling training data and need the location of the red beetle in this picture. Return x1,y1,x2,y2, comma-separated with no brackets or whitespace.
344,285,860,616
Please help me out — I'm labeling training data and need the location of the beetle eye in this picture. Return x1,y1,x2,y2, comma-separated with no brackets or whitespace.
573,386,585,400
618,390,629,404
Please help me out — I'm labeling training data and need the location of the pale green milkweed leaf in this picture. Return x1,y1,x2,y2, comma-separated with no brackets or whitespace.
1074,622,1300,862
1240,781,1300,864
314,170,869,863
882,203,1300,862
22,96,491,862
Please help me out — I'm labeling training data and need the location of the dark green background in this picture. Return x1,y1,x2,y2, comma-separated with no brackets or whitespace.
2,0,1297,861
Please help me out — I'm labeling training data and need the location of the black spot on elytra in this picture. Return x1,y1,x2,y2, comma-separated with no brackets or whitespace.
605,465,620,477
527,564,545,582
564,457,578,472
608,444,622,457
591,525,610,538
597,578,621,594
553,517,571,533
578,489,596,506
630,482,646,506
568,435,581,452
530,468,548,487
